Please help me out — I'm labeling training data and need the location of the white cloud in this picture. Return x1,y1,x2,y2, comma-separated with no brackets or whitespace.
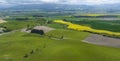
1,0,120,5
85,0,120,4
41,0,59,3
63,0,120,5
0,0,8,3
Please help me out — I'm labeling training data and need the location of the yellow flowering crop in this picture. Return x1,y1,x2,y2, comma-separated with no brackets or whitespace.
84,14,104,16
54,20,120,36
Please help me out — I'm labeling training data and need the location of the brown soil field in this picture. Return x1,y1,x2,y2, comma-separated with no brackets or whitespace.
83,34,120,48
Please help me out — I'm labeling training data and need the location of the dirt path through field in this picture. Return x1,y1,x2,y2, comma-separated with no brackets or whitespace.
83,34,120,48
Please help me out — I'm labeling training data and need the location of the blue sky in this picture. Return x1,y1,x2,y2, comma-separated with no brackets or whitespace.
0,0,120,5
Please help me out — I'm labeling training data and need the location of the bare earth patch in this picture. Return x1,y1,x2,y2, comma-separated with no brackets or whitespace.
83,34,120,48
22,26,55,33
34,26,54,33
0,19,7,23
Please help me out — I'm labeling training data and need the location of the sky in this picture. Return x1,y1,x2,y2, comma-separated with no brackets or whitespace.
0,0,120,5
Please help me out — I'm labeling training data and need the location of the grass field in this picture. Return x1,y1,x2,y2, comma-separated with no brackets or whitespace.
1,14,120,61
72,20,120,32
0,28,120,61
0,20,46,31
0,29,89,61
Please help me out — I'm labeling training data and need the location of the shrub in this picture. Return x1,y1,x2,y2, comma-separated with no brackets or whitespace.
31,29,44,35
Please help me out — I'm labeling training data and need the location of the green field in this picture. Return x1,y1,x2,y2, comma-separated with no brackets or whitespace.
0,29,89,61
72,20,120,32
1,27,120,61
0,13,120,61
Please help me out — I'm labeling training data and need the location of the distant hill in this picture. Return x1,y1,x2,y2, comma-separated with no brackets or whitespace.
0,4,14,9
1,4,92,11
1,3,120,13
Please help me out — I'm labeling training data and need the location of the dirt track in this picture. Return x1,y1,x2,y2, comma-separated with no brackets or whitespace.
83,34,120,48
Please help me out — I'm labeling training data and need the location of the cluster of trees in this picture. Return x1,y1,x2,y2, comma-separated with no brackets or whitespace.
32,14,44,17
5,17,30,21
23,46,46,60
0,26,11,32
46,33,64,40
35,18,52,25
15,17,29,20
31,29,44,35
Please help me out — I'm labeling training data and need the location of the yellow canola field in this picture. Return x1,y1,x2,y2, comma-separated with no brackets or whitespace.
54,20,120,36
83,14,104,16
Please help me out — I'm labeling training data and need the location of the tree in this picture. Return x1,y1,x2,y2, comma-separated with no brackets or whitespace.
60,35,64,39
31,29,44,35
26,24,30,30
30,50,34,54
63,19,67,21
23,54,28,58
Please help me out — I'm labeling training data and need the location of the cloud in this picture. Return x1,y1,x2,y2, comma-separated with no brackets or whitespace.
41,0,59,3
0,0,120,5
63,0,120,5
2,0,42,4
85,0,120,4
0,0,8,3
